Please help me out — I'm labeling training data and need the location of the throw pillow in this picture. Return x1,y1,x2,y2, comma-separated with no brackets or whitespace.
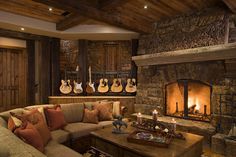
24,107,47,124
83,109,99,124
112,101,120,117
14,122,44,152
94,101,113,121
44,105,67,131
8,115,22,131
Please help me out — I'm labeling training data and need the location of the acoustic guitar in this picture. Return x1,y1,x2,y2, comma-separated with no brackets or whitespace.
98,51,109,93
73,65,83,94
111,74,123,93
60,69,72,94
86,66,95,93
125,78,137,93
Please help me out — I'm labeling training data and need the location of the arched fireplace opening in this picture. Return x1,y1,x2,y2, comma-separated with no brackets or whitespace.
165,79,211,122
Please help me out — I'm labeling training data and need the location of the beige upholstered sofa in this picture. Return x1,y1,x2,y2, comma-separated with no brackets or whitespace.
0,101,123,157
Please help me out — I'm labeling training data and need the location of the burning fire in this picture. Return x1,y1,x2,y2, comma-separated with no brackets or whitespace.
188,97,200,110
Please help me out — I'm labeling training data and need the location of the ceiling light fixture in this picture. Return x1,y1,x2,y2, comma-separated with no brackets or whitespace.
48,7,53,11
20,27,25,31
144,5,148,9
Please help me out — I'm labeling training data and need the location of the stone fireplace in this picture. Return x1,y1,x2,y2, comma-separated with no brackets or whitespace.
166,79,211,122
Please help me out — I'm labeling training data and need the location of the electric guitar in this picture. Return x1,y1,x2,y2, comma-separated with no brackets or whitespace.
86,66,95,93
125,78,137,93
60,69,72,94
73,65,83,94
111,72,123,93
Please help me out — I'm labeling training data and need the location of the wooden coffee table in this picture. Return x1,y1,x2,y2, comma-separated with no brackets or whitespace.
91,125,203,157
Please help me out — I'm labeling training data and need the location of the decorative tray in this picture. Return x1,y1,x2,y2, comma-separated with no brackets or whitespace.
131,119,185,140
127,130,172,147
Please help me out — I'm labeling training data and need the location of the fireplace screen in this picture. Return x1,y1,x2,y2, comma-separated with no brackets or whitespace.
166,80,211,122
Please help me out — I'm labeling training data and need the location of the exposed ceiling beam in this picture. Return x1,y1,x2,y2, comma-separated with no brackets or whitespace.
57,0,130,31
223,0,236,13
33,0,151,33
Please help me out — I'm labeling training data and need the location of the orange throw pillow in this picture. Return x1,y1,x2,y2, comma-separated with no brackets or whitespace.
83,109,99,124
94,101,113,121
44,105,67,131
14,122,44,152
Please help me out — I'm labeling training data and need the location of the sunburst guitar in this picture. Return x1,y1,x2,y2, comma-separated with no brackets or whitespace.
98,78,109,93
111,78,123,93
125,78,137,93
60,80,72,94
86,66,95,93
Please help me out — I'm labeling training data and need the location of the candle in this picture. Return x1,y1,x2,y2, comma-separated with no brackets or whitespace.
152,109,158,122
137,112,142,124
172,118,176,132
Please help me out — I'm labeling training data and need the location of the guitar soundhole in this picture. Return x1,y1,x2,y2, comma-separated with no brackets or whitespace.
102,81,107,86
116,80,120,86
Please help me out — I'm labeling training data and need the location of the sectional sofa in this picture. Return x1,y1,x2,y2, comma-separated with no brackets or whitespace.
0,101,124,157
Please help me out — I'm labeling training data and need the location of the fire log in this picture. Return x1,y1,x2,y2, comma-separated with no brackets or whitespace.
188,104,196,114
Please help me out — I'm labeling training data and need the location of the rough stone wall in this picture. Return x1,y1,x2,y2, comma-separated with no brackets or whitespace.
138,7,227,55
136,7,236,133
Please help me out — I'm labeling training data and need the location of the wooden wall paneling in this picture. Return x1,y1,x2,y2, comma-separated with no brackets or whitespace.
41,39,51,103
14,50,19,107
0,49,2,110
78,40,88,95
51,38,60,96
2,49,7,110
27,40,35,105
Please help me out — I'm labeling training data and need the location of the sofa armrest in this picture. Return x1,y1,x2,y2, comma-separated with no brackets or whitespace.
0,117,7,128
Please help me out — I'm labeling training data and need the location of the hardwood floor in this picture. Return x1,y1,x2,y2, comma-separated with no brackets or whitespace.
202,144,225,157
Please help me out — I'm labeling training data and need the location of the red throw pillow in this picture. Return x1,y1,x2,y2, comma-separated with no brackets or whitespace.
14,122,44,152
83,109,99,124
94,101,113,121
44,105,67,131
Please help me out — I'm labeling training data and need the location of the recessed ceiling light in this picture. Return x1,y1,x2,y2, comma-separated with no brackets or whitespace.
20,27,25,31
144,5,148,9
48,7,52,11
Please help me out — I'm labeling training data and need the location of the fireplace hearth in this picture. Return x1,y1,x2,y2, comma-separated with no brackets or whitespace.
166,80,211,122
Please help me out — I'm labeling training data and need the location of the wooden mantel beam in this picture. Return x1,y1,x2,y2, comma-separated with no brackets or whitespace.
223,0,236,13
57,0,130,31
33,0,151,33
132,43,236,66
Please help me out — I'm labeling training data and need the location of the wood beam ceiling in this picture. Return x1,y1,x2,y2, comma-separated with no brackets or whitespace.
33,0,151,33
223,0,236,13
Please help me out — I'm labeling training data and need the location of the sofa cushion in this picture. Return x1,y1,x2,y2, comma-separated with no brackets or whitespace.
60,103,84,123
0,108,23,121
0,143,9,157
45,140,83,157
63,122,102,139
0,126,46,157
82,109,99,124
14,122,44,152
84,102,95,110
50,129,70,144
112,101,121,117
44,105,67,131
98,121,113,128
94,101,113,121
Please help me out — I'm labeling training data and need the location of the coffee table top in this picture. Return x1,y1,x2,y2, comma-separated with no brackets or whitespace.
91,125,204,157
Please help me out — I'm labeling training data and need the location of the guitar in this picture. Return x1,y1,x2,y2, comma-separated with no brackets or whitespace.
125,69,137,93
125,78,137,93
98,50,109,93
73,65,83,94
111,73,123,93
59,69,72,94
86,66,95,93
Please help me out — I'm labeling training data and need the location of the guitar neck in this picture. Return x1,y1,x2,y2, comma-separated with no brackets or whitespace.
89,66,92,83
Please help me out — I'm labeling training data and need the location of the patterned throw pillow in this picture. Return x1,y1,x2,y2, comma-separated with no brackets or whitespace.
14,122,44,152
9,109,51,146
94,101,113,121
44,105,67,131
82,109,99,124
8,115,22,131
